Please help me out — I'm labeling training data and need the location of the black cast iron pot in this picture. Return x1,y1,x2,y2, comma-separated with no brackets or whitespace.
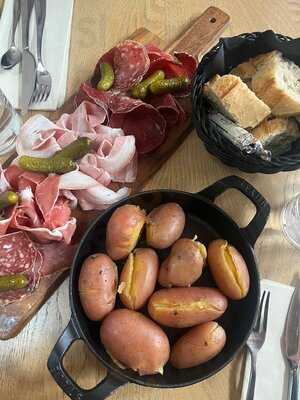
48,175,270,399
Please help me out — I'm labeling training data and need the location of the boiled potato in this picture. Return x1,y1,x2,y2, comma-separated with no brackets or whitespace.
118,248,159,310
158,238,207,287
106,204,146,260
170,322,226,368
78,253,118,321
100,309,170,375
146,203,185,249
208,239,250,300
148,287,228,328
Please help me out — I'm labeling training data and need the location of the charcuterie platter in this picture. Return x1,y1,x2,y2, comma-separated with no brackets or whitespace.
0,6,229,340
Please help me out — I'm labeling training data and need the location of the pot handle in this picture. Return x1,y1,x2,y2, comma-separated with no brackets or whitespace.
198,175,270,246
47,320,126,400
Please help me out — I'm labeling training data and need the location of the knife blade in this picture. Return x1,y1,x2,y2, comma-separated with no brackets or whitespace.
285,282,300,400
20,0,35,115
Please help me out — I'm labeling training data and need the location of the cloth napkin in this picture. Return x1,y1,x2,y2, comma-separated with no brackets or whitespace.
0,0,74,111
241,279,295,400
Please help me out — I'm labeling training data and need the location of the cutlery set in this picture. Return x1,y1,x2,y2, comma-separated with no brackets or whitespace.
245,285,300,399
1,0,51,114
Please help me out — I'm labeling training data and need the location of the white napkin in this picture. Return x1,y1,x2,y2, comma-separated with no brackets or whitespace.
241,279,295,400
0,0,74,110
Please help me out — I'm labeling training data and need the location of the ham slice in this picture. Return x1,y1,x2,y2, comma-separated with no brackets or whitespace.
79,154,112,186
75,185,130,211
59,170,99,190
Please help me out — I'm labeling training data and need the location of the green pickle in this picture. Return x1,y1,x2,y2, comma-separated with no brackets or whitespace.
0,274,29,292
149,76,190,95
0,191,18,210
19,156,76,174
131,70,165,99
53,137,92,161
97,63,115,91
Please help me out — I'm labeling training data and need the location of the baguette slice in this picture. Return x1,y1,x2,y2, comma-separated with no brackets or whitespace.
251,117,299,152
252,53,300,116
203,74,271,128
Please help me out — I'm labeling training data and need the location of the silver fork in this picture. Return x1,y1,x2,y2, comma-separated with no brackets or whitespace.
31,0,51,103
246,290,271,400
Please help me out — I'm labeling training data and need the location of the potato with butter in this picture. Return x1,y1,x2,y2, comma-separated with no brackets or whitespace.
100,309,170,375
78,253,118,321
118,248,159,310
158,238,207,287
208,239,250,300
148,287,228,328
106,204,146,260
146,203,185,249
170,322,226,369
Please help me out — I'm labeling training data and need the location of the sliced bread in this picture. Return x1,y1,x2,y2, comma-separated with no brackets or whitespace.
203,74,271,128
252,53,300,116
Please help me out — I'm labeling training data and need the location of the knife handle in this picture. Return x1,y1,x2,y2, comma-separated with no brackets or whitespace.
288,367,299,400
35,0,46,61
21,0,35,49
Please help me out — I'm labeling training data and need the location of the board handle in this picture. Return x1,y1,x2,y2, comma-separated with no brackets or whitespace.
47,320,126,400
168,6,230,58
198,175,270,247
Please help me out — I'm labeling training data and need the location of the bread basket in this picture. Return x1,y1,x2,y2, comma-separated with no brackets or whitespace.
192,31,300,174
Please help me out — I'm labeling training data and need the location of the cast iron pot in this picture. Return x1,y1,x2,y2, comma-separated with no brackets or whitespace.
48,175,270,400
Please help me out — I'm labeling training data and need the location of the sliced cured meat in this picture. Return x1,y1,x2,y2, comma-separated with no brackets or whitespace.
56,131,78,148
149,94,186,127
59,170,99,190
0,205,17,236
61,190,78,209
16,115,62,158
79,154,112,186
0,232,43,305
75,185,130,211
110,152,137,183
57,100,108,132
110,105,166,154
37,241,77,276
145,43,175,63
174,52,197,80
43,199,72,230
35,175,60,220
13,187,41,228
3,165,23,190
92,40,150,91
96,135,136,173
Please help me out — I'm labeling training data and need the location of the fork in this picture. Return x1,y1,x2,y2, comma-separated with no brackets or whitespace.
31,0,51,103
246,290,271,400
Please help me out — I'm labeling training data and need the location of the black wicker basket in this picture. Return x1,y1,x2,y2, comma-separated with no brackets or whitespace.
192,31,300,174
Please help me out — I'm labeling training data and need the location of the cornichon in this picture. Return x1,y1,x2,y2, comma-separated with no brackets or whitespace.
0,274,29,292
131,70,165,99
96,62,115,91
53,137,92,161
0,191,18,210
19,156,76,174
149,76,190,95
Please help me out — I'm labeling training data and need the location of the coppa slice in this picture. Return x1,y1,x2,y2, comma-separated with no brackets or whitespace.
0,232,43,305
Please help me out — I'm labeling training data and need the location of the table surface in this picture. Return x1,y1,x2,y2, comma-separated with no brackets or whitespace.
1,0,300,399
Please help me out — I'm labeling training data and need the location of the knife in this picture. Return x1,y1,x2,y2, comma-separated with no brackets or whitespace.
20,0,35,115
284,282,300,400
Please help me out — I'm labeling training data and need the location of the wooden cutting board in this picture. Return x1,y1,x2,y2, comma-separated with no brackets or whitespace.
0,6,229,340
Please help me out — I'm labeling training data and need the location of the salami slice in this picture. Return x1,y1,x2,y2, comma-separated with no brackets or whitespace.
149,94,186,127
0,232,43,305
91,40,150,92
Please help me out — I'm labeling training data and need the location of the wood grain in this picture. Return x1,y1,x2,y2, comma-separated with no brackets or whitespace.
0,0,300,399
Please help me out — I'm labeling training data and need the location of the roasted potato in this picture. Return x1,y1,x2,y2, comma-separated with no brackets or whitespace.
170,322,226,368
118,248,159,310
78,253,118,321
148,287,228,328
106,204,146,260
207,239,250,300
100,309,170,375
146,203,185,249
158,238,207,287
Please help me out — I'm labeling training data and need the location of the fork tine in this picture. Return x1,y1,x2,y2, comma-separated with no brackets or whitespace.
31,87,38,104
254,290,266,331
42,86,50,102
44,86,50,102
261,291,270,334
37,86,45,103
